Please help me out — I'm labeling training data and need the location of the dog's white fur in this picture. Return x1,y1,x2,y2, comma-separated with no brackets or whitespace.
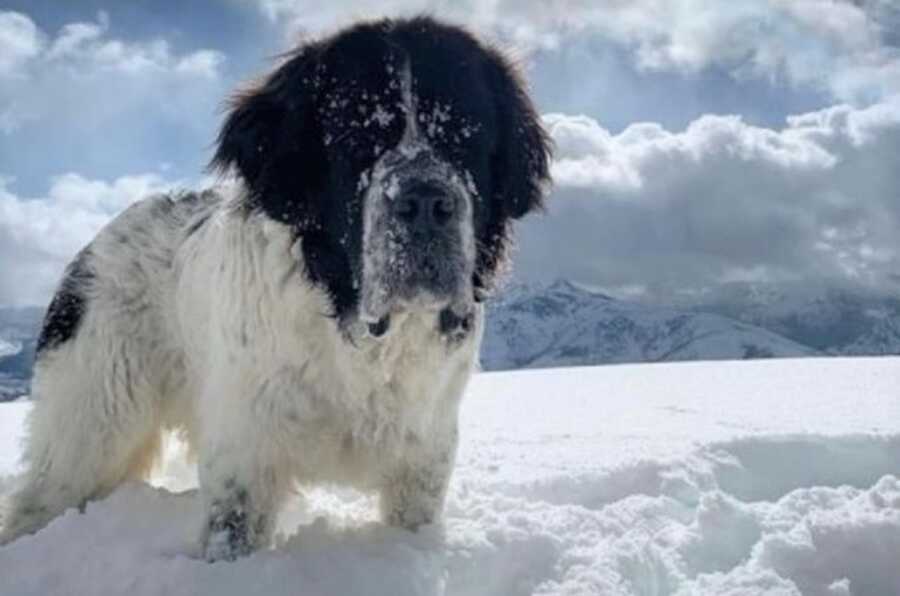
0,184,481,559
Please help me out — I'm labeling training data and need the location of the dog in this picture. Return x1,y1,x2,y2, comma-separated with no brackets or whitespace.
0,16,550,561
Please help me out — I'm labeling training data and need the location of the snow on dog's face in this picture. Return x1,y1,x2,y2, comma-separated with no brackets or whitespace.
211,17,551,338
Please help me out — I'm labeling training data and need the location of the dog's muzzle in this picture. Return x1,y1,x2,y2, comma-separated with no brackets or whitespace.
360,146,476,339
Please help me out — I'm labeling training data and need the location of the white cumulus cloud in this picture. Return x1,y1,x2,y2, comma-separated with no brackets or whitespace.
256,0,900,104
0,10,226,136
3,10,225,78
0,11,44,75
514,99,900,299
0,173,181,306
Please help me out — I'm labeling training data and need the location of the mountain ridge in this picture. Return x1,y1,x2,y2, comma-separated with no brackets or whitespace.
4,280,900,388
481,280,819,370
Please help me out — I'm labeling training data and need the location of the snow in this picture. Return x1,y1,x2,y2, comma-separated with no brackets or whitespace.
2,357,900,595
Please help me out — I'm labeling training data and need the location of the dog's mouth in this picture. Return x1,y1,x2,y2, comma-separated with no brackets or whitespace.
360,232,471,315
358,240,473,341
398,244,463,300
363,303,474,342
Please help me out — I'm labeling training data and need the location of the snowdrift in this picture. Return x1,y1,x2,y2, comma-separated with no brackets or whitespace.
2,357,900,595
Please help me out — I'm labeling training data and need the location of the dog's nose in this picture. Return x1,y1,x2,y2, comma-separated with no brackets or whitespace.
395,182,455,230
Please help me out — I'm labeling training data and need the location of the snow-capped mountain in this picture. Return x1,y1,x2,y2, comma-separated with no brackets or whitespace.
5,281,900,382
0,338,20,359
692,282,900,356
482,280,817,370
0,306,42,401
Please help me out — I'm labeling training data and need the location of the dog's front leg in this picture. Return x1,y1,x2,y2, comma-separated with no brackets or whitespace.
201,469,274,562
197,378,287,562
380,423,459,531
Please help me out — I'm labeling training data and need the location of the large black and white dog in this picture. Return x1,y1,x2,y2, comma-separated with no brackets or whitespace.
0,17,550,561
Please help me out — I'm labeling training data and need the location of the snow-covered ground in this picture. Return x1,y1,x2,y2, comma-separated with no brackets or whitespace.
2,357,900,595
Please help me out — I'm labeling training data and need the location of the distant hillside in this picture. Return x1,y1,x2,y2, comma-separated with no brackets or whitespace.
692,282,900,356
482,281,817,370
0,306,42,400
5,280,900,382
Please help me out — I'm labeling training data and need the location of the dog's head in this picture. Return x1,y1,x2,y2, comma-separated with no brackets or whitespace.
211,17,551,339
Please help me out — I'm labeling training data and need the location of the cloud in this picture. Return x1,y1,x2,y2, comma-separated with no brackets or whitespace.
0,11,43,75
174,49,226,78
1,10,225,79
546,112,839,191
0,9,230,303
0,11,228,192
512,99,900,299
255,0,900,104
0,173,181,306
3,2,900,309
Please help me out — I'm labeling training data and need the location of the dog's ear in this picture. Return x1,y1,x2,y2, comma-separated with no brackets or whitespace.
210,46,325,225
485,52,552,220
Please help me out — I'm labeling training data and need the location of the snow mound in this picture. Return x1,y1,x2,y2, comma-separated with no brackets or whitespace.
2,357,900,595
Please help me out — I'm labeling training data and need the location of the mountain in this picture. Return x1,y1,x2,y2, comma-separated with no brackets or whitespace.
5,281,899,380
481,280,818,370
0,306,42,401
692,282,900,356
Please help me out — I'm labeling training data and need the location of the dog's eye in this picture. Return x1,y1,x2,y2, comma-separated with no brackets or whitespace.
435,140,479,173
328,130,379,162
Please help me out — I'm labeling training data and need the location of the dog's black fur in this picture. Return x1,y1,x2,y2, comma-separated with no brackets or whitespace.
35,248,94,355
211,17,551,321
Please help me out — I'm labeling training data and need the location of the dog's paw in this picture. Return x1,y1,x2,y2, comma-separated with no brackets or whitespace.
204,528,252,563
203,506,265,562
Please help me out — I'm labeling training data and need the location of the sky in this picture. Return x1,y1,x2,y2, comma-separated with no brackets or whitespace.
1,0,900,305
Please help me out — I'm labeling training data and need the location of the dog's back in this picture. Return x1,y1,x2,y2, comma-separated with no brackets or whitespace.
38,189,220,354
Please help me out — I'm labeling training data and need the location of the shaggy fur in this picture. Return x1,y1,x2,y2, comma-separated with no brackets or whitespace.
0,17,550,561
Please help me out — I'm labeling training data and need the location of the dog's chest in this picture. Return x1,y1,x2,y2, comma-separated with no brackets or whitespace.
270,309,479,478
329,311,471,423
